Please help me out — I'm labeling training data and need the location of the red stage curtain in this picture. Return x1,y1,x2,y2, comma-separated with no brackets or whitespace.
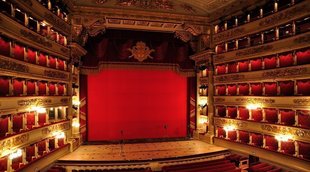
252,109,263,122
216,106,226,117
26,112,35,129
263,56,277,69
239,130,249,144
296,49,310,65
37,140,46,156
11,156,22,171
279,81,294,96
251,133,263,147
38,82,47,95
238,107,249,120
26,145,35,162
58,138,65,147
264,82,277,96
216,64,226,75
27,80,36,96
265,135,278,151
0,116,9,137
0,36,10,57
228,62,238,73
238,60,249,72
227,106,237,119
297,110,310,128
57,59,65,70
227,131,237,141
38,53,47,66
217,127,226,138
49,56,57,69
49,138,55,151
227,84,237,95
238,83,249,95
48,83,56,96
216,85,226,95
57,84,65,95
281,141,295,155
280,109,295,126
0,77,10,96
297,79,310,96
265,108,278,123
13,79,23,96
298,141,310,160
13,113,23,133
251,83,262,96
0,157,7,172
26,48,36,64
250,58,262,71
279,53,294,67
12,43,24,60
38,113,46,126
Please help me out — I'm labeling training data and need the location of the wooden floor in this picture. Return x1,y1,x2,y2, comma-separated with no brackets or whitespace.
59,140,228,162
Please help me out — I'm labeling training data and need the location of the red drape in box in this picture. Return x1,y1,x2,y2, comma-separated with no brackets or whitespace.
298,141,310,160
49,83,56,96
57,59,65,70
296,49,310,65
49,56,57,69
216,85,226,95
265,135,278,151
0,36,10,57
11,156,22,171
27,80,36,96
13,113,23,133
0,157,7,172
216,106,226,117
238,60,249,72
37,140,46,156
264,82,277,96
263,56,277,69
228,62,238,73
279,53,294,67
13,79,23,96
238,83,249,95
280,109,295,126
26,145,35,162
250,58,262,71
297,110,310,128
227,84,237,95
58,138,65,147
58,84,65,95
40,25,48,36
281,141,295,155
251,83,262,96
0,77,9,96
38,113,46,126
279,81,294,96
217,44,225,54
217,127,226,138
252,109,263,122
227,131,237,141
0,116,9,137
59,35,65,45
239,130,249,144
297,79,310,96
38,82,46,95
38,53,47,66
12,43,24,60
50,31,57,41
27,48,36,64
49,138,55,151
26,112,35,129
227,106,237,119
216,64,226,75
238,107,249,120
251,133,263,147
265,108,278,123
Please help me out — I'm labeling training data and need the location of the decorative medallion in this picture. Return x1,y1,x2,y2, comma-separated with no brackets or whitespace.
262,67,307,78
128,41,154,62
17,98,52,107
180,3,196,14
117,0,174,10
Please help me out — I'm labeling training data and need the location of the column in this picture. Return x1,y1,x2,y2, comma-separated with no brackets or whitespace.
207,52,215,136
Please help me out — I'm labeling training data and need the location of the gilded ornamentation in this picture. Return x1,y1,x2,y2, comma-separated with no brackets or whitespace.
262,67,307,78
12,133,29,146
261,124,310,139
20,29,52,47
117,0,174,10
214,98,225,103
128,41,155,62
44,70,68,80
214,118,247,128
61,98,69,104
293,98,310,106
215,74,245,82
235,98,275,104
0,59,29,73
17,98,52,106
43,12,71,34
175,30,192,42
180,3,196,14
294,34,310,44
213,28,245,43
236,45,273,57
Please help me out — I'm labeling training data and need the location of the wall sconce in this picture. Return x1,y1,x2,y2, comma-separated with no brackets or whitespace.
72,118,80,128
246,103,261,110
9,149,22,160
30,106,46,113
223,125,236,131
199,116,208,124
198,99,208,108
52,131,65,139
72,96,80,106
275,134,293,142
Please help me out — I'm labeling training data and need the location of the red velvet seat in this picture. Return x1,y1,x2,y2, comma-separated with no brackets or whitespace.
26,47,37,64
58,84,65,95
13,79,24,96
0,36,10,57
238,107,249,120
49,56,57,69
0,156,8,172
238,60,249,72
297,110,310,128
49,138,56,151
228,62,238,73
297,141,310,160
279,109,295,126
265,135,278,151
265,108,278,123
279,81,294,96
59,35,66,45
279,53,294,67
58,138,65,147
57,59,65,70
26,145,36,162
38,113,46,126
217,44,225,54
263,56,277,69
0,77,10,96
12,43,25,60
217,127,226,138
251,83,262,96
216,106,226,117
227,130,237,141
13,113,23,133
227,84,237,95
26,112,35,129
264,82,277,96
238,83,249,95
281,141,295,155
250,58,262,71
239,130,249,144
216,85,226,95
251,133,263,147
37,140,47,156
248,162,268,172
227,106,237,119
11,156,23,171
297,79,310,96
49,83,56,96
38,81,47,95
252,109,263,122
27,80,36,96
0,116,9,137
255,165,274,172
296,48,310,65
216,64,226,75
50,30,58,42
38,52,47,66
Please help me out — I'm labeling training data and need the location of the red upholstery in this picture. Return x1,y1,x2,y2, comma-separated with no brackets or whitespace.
238,60,249,72
238,83,249,95
57,59,65,70
38,53,47,66
217,127,226,138
0,116,9,137
49,138,56,151
248,163,268,172
251,83,262,96
227,84,237,95
38,113,46,126
252,109,263,122
228,62,238,73
13,113,23,133
0,36,10,57
13,79,23,96
297,110,310,128
58,84,65,95
50,31,57,41
216,106,226,117
27,80,36,96
0,156,8,172
279,53,294,67
38,82,47,95
256,165,274,172
49,56,57,69
280,109,295,126
26,145,36,162
227,130,237,141
298,141,310,160
238,107,249,120
40,25,48,36
227,106,237,119
12,156,22,171
297,79,310,96
267,168,282,172
216,64,226,75
265,135,278,151
264,82,277,96
239,130,249,143
279,81,294,96
49,83,56,96
251,133,263,147
217,44,225,54
27,48,37,64
216,85,226,95
296,49,310,65
58,138,65,147
37,140,46,156
26,112,35,129
265,108,278,123
0,77,10,96
12,43,24,60
250,58,262,71
263,56,277,69
281,141,295,155
59,35,65,45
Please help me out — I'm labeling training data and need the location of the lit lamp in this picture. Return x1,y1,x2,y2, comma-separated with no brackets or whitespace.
198,116,208,133
198,99,208,108
9,149,22,160
72,118,80,128
52,131,65,139
72,96,80,106
246,103,260,110
275,134,293,142
223,125,235,132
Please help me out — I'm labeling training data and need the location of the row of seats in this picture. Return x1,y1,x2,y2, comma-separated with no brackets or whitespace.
70,169,151,172
36,0,69,22
248,162,282,172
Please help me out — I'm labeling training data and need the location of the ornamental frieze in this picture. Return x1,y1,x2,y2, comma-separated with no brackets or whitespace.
17,98,52,106
43,70,68,79
0,139,11,153
235,45,273,57
213,28,245,43
235,97,275,104
261,124,310,138
20,29,52,47
60,98,69,104
43,12,71,34
48,122,70,133
214,118,247,128
262,67,307,78
215,74,245,82
214,97,225,103
0,58,29,73
12,133,29,146
293,98,310,106
294,34,310,44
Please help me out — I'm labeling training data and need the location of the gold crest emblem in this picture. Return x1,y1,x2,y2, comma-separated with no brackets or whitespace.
128,41,155,62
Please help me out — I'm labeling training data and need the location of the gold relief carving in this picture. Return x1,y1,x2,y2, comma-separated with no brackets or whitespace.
175,30,192,42
60,98,69,104
262,67,307,78
42,128,49,135
17,98,52,106
294,34,310,44
236,45,273,57
20,29,52,47
128,41,155,62
214,118,247,128
0,58,29,73
235,98,275,104
108,19,121,24
214,97,225,103
43,70,68,79
48,122,70,133
0,139,11,152
293,98,310,105
43,12,71,33
116,0,174,10
215,74,245,82
12,133,29,146
261,124,310,138
213,28,245,43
